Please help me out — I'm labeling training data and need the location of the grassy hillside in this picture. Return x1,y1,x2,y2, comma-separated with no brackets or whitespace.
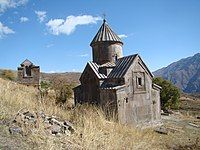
0,78,158,149
0,69,81,85
41,72,81,85
0,78,199,150
0,69,17,81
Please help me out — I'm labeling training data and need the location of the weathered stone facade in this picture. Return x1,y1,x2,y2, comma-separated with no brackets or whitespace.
74,19,161,126
17,59,40,88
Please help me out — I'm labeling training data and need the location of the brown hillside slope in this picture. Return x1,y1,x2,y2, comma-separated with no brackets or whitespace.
41,72,81,85
0,78,158,149
0,69,81,84
0,78,200,150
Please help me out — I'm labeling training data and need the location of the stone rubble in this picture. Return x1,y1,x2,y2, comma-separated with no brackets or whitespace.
8,110,75,136
154,126,168,135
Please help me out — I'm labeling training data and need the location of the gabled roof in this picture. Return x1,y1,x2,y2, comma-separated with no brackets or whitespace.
88,62,107,79
108,54,137,78
137,55,154,78
108,54,154,78
90,19,123,46
20,59,33,66
80,62,107,80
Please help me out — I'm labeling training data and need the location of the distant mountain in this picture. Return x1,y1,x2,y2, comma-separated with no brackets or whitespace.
153,53,200,93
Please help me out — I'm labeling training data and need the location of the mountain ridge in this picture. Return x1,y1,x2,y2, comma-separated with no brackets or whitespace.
153,53,200,93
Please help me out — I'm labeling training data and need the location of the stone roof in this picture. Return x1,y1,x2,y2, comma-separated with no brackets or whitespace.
108,54,154,79
90,19,123,46
20,59,33,66
88,62,107,79
108,54,137,78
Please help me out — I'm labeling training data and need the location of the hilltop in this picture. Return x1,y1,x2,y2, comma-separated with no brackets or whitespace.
153,53,200,93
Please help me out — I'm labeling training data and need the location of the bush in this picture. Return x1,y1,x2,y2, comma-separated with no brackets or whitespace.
40,80,51,90
1,70,16,81
153,77,180,110
55,83,74,104
50,78,75,105
40,80,52,99
40,79,74,106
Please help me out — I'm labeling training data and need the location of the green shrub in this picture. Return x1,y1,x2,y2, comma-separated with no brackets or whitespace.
50,78,75,105
56,83,74,104
153,77,180,110
40,80,51,90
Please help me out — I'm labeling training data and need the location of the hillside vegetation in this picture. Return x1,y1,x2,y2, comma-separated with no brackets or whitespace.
153,53,200,93
0,69,81,85
153,77,180,110
0,78,161,149
0,78,200,150
41,72,81,85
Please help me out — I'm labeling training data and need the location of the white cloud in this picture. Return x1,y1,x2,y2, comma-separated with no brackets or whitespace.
20,16,29,23
47,71,56,73
46,43,54,48
35,10,46,23
118,34,128,38
79,53,89,57
0,21,15,38
0,0,28,13
46,15,102,35
46,70,66,73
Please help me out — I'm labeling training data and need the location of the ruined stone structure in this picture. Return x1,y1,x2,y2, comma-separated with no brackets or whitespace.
17,59,40,88
74,19,161,126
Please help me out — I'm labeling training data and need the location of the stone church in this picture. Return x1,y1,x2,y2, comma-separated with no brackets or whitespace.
74,19,162,126
17,59,40,88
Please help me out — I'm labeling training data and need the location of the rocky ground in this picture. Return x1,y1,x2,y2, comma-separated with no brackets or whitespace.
0,77,199,150
158,113,200,149
154,94,200,149
0,110,75,150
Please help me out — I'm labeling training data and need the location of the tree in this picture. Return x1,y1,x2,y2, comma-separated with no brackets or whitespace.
1,70,16,81
153,77,180,110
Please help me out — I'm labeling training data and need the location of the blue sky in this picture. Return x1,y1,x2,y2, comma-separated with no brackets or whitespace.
0,0,199,73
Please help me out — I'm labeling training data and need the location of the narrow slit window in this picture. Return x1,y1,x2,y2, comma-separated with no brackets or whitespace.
125,97,128,103
115,54,118,62
138,77,142,86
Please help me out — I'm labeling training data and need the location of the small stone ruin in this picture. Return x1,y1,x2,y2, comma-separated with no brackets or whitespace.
8,110,75,136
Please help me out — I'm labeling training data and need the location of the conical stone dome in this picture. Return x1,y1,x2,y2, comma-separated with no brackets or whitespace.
90,19,123,65
90,19,123,46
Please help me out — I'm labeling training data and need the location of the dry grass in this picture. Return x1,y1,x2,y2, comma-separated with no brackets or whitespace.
1,78,199,150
